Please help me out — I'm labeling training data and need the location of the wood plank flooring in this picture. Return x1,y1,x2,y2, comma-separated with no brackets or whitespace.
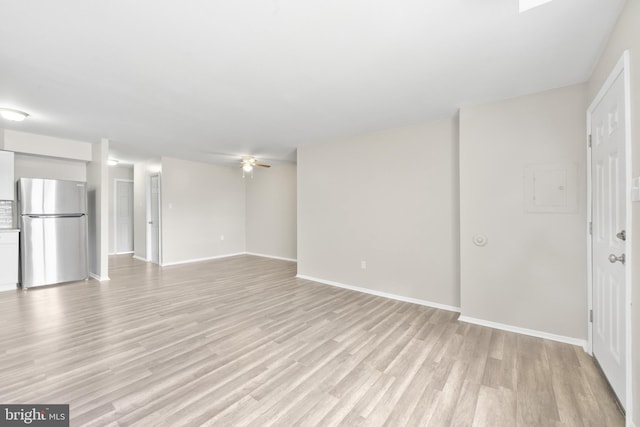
0,255,624,426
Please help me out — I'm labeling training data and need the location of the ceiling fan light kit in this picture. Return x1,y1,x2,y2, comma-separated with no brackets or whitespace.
0,108,29,122
240,156,271,178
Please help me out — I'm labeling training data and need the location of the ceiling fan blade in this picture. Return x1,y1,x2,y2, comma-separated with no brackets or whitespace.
255,163,271,168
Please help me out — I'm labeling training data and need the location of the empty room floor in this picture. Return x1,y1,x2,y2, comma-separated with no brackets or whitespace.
0,255,623,426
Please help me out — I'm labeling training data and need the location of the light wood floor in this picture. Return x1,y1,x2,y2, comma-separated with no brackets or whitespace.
0,255,623,426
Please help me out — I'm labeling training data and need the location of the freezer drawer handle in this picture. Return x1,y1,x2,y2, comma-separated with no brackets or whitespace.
27,214,84,218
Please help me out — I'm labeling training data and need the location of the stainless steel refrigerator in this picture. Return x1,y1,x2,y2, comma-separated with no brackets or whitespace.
18,178,88,288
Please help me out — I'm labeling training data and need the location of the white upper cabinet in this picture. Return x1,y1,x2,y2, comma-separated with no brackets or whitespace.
0,150,15,201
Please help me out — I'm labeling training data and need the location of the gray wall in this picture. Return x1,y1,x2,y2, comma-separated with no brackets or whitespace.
587,1,640,422
160,156,246,265
14,155,86,182
245,164,297,260
1,129,92,161
5,130,89,182
297,119,460,308
133,157,296,264
459,84,588,340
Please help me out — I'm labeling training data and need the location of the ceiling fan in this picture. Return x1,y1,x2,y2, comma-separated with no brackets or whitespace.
241,156,270,176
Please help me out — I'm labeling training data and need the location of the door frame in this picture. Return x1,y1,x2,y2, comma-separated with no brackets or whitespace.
146,173,162,265
586,50,632,418
113,179,134,255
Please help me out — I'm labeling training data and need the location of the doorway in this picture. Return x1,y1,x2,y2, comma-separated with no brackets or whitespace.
114,179,134,254
147,174,161,265
587,51,632,413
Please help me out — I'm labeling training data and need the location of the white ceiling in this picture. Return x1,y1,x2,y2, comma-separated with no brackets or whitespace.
0,0,626,164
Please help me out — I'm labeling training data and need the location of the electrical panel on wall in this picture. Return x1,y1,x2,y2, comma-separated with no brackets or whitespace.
524,163,578,213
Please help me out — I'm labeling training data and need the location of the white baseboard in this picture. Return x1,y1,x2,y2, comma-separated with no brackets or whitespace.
245,252,297,262
161,252,246,267
89,273,110,282
458,315,588,350
110,251,134,255
0,283,18,292
133,252,296,265
296,274,460,313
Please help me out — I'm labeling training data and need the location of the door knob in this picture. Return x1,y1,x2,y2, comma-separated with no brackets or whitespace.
148,221,153,225
608,253,625,264
616,230,626,241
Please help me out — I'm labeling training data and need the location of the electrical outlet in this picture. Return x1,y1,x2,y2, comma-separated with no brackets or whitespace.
220,235,225,241
361,261,367,270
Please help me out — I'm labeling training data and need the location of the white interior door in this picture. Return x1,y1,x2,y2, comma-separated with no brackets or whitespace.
115,180,134,253
149,174,160,264
590,69,626,408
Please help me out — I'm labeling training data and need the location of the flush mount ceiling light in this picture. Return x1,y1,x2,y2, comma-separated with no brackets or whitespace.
0,108,29,122
519,0,554,13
